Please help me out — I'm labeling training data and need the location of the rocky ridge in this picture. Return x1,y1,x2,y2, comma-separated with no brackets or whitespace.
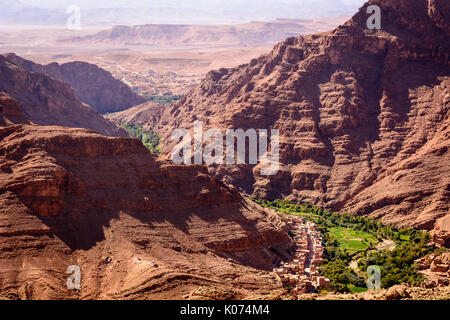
0,55,126,137
0,105,293,298
106,101,166,128
3,53,146,114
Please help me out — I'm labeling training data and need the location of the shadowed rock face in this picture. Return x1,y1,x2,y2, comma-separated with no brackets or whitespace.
0,55,127,137
0,122,293,299
149,0,450,244
0,92,30,126
3,53,146,114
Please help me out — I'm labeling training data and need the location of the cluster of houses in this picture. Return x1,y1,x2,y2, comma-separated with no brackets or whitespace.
107,65,200,96
274,216,330,294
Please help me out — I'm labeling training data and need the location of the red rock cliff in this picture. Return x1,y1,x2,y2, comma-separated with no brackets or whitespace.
0,122,292,299
151,0,450,245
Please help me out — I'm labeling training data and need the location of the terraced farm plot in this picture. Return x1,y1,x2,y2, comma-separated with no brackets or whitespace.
329,227,377,253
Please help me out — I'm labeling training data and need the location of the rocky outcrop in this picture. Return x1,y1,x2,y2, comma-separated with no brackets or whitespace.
3,53,146,114
106,101,166,129
0,124,292,299
151,0,450,244
433,215,450,247
0,92,30,126
416,252,450,287
0,55,127,137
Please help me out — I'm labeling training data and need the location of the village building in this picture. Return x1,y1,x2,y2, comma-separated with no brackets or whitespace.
274,215,330,295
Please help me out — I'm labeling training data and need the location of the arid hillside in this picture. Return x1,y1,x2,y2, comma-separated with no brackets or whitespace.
2,53,146,114
0,55,126,137
0,95,293,299
106,102,166,129
148,0,450,245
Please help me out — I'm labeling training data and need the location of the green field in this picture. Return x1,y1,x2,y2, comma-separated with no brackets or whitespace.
348,284,368,293
329,227,377,253
400,234,411,241
253,198,436,292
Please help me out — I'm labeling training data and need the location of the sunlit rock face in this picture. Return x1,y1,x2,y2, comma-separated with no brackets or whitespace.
151,0,450,245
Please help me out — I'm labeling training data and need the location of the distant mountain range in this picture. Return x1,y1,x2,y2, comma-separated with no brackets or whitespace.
0,0,66,25
62,18,349,47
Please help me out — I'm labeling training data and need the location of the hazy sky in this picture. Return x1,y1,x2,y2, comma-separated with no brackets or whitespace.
21,0,366,10
22,0,366,9
7,0,368,25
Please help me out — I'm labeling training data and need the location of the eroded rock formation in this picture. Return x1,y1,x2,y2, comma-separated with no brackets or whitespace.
0,118,293,299
0,92,30,126
149,0,450,245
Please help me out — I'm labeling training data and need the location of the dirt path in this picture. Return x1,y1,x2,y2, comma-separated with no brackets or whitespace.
376,239,396,251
